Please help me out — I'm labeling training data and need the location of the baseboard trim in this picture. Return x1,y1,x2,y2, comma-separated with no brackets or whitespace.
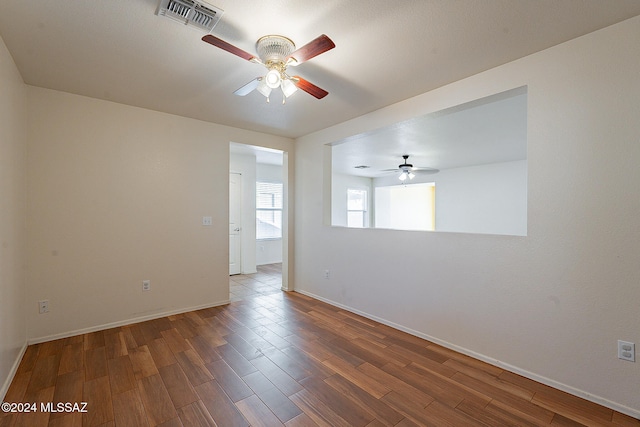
28,299,231,345
295,289,640,420
1,341,28,401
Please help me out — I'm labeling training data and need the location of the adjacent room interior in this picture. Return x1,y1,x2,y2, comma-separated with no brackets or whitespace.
1,1,639,425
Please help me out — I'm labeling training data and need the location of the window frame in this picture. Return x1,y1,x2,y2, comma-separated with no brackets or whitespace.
346,187,368,228
256,181,283,240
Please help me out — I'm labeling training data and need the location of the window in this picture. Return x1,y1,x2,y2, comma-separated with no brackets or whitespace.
256,182,283,239
347,188,368,228
375,182,435,231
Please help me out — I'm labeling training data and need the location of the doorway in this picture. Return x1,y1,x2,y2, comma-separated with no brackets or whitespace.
229,142,289,290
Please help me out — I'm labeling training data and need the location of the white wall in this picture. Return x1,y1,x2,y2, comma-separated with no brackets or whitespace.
256,240,282,266
256,163,284,265
436,160,527,235
295,17,640,416
0,36,27,399
26,87,293,342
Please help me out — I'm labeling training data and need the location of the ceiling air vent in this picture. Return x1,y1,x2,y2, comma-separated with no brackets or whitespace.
156,0,223,32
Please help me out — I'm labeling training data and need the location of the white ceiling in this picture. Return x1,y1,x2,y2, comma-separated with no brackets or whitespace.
332,87,527,177
1,1,639,139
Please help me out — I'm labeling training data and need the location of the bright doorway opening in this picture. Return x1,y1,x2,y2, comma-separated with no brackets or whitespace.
229,142,289,291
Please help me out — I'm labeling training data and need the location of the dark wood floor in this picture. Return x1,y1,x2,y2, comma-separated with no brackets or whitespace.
2,264,639,426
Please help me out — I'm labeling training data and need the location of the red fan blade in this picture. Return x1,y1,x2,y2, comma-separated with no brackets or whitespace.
293,76,328,99
202,34,256,61
287,34,335,65
234,78,261,96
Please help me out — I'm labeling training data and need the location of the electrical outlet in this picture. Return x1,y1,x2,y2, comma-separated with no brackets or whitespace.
618,340,635,362
38,300,49,314
142,280,151,292
324,270,330,279
202,216,212,226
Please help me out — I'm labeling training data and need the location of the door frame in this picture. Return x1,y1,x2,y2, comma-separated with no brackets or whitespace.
229,143,291,291
229,171,242,275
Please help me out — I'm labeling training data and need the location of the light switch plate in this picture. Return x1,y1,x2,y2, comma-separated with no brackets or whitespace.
38,300,49,314
618,340,635,362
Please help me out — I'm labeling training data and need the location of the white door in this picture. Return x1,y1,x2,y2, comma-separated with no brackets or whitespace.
229,172,242,275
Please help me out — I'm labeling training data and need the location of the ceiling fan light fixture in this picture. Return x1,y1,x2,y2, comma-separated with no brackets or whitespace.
398,155,416,180
256,80,272,98
265,69,282,89
281,79,298,97
383,156,438,181
398,169,416,181
202,33,334,101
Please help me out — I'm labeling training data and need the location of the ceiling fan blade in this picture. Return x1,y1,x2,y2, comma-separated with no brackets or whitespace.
234,78,261,96
293,76,328,99
414,168,440,174
380,167,439,174
287,34,335,65
202,34,256,61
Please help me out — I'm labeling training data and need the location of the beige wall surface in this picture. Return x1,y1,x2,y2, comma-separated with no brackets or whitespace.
0,36,27,398
26,87,293,341
295,17,640,416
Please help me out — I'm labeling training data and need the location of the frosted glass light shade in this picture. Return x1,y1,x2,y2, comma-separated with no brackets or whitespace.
281,79,298,97
257,80,272,97
265,69,281,89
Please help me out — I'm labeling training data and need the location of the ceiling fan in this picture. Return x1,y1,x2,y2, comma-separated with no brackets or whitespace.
382,155,439,181
202,33,335,103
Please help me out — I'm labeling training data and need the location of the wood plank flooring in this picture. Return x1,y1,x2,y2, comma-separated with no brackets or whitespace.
2,264,638,426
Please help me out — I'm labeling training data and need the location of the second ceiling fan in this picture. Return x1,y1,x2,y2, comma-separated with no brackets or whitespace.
202,33,335,102
382,155,439,181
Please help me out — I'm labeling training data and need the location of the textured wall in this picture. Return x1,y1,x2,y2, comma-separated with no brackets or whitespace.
25,87,293,341
295,17,640,416
0,36,27,398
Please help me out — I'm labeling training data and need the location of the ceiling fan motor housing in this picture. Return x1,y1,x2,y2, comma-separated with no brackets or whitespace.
400,155,413,171
256,35,295,63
